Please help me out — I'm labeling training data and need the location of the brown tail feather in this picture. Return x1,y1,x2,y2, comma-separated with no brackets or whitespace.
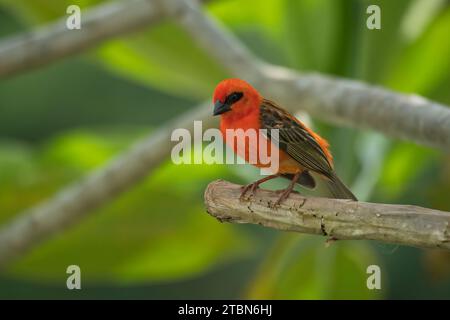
326,173,357,200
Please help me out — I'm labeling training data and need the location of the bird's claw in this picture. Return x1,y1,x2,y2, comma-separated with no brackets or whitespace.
268,201,281,210
270,188,296,208
240,183,259,201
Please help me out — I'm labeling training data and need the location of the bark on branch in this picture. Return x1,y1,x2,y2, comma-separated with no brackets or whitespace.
205,180,450,250
0,103,214,267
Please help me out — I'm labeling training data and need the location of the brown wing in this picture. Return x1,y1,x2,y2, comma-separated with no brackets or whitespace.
260,99,333,178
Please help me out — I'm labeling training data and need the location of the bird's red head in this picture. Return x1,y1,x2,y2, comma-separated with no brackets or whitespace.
212,78,262,118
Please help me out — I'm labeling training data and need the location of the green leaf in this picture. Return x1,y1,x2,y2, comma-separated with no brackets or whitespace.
0,0,229,98
384,7,450,94
357,0,414,81
377,142,438,199
208,0,287,65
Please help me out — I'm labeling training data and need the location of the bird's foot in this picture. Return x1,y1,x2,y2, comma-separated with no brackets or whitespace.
240,183,259,201
270,188,295,209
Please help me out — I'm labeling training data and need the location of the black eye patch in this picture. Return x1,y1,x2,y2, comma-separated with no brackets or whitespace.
225,92,243,105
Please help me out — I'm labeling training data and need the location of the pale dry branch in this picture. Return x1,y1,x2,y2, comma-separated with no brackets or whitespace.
205,180,450,250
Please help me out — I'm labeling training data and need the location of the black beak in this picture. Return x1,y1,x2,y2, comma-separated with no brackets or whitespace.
213,100,231,116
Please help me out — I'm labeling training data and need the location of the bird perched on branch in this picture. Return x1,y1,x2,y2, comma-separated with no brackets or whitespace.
212,78,357,206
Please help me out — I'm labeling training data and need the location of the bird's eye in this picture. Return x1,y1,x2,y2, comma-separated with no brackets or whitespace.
225,92,243,105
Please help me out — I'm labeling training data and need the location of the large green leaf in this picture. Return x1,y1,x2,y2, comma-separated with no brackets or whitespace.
208,0,287,65
384,6,450,94
208,0,282,36
96,23,228,99
357,0,414,81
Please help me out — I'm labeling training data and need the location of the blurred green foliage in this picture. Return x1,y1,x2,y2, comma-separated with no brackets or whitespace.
0,0,449,299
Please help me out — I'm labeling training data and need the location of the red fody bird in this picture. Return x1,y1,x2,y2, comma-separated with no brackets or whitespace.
212,78,357,206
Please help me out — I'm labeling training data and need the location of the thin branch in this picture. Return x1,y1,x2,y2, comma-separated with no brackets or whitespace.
0,0,166,77
0,102,214,267
1,0,449,150
205,180,450,250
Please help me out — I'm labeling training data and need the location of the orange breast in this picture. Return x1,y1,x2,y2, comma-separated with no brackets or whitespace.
220,111,303,175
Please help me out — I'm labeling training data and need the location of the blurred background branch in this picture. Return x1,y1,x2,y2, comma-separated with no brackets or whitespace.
205,180,450,251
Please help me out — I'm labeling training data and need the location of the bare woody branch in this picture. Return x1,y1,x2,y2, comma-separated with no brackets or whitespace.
205,180,450,250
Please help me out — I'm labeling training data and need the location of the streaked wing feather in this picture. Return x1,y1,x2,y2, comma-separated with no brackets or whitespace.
260,99,332,176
